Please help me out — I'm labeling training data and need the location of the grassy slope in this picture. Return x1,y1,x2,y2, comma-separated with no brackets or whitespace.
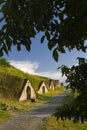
0,61,49,99
0,65,48,88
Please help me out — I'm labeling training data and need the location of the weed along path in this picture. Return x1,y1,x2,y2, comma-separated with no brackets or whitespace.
0,90,69,130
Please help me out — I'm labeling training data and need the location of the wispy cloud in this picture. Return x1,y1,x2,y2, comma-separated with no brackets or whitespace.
9,60,66,82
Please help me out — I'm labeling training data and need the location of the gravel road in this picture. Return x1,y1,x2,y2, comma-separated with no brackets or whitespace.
0,90,69,130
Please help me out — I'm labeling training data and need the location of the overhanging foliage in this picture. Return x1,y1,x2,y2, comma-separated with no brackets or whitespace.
55,58,87,123
0,0,87,60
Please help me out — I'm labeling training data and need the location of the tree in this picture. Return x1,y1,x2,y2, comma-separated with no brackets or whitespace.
54,58,87,123
0,0,87,61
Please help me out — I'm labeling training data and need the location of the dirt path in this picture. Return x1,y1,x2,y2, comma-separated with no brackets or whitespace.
0,90,69,130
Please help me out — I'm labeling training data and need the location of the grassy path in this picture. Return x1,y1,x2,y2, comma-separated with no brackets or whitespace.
0,90,69,130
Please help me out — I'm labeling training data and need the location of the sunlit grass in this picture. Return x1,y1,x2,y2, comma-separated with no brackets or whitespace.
0,95,41,122
0,110,11,123
0,94,41,112
0,65,49,91
43,117,87,130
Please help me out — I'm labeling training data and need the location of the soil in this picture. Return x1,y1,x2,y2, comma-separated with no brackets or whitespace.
0,90,69,130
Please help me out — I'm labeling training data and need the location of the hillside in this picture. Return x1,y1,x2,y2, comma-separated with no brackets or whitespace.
0,58,49,99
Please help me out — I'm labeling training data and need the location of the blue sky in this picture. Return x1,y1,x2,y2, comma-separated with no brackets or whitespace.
2,33,87,83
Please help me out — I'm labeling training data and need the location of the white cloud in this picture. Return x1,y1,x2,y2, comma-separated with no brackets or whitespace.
9,60,66,82
9,60,39,74
36,71,66,82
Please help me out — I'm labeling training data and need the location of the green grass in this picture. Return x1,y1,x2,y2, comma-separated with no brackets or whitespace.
0,110,11,123
0,94,41,112
43,117,87,130
0,65,48,90
0,95,41,123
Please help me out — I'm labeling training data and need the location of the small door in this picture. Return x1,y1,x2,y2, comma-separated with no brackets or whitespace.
42,86,45,93
26,86,31,100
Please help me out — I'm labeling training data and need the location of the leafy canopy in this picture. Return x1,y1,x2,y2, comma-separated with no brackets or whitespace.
0,0,87,61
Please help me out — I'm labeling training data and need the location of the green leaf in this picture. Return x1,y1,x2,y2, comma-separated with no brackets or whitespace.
41,35,45,43
0,17,4,22
3,44,8,55
60,47,66,53
5,36,12,51
0,49,3,56
17,44,21,51
45,31,50,41
48,41,52,50
25,44,31,51
48,41,56,50
53,49,58,62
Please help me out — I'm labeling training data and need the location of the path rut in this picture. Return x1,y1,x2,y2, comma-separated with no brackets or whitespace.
0,90,69,130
